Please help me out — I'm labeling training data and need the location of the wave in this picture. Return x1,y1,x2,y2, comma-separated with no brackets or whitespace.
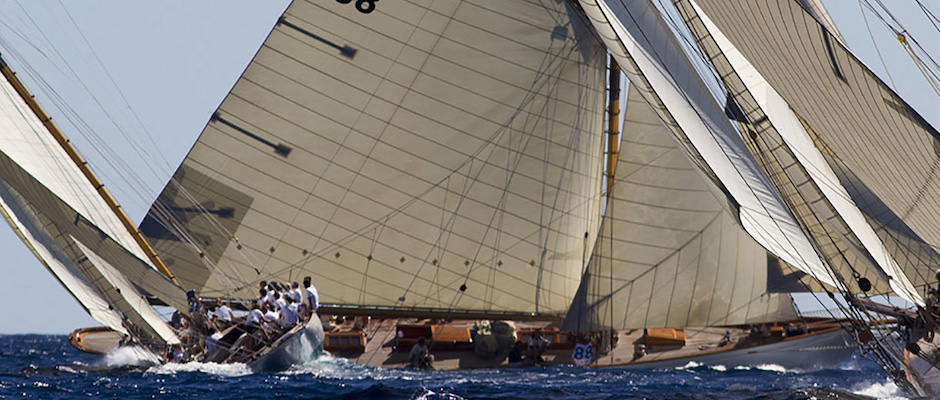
145,361,252,377
99,346,161,368
850,379,909,400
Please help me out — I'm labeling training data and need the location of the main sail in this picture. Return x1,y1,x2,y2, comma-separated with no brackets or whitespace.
563,86,798,331
142,0,608,316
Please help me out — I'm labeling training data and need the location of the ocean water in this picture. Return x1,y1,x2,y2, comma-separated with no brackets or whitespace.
0,335,909,399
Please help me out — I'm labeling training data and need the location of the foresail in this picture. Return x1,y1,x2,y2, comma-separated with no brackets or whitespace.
562,86,797,331
689,0,940,299
143,0,607,316
675,0,915,302
576,0,839,288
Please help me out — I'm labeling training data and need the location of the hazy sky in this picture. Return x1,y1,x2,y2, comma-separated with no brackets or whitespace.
0,1,937,334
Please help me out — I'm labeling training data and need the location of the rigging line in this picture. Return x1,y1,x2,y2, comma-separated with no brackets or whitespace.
613,0,854,291
916,0,940,36
408,42,583,309
278,0,448,272
858,0,898,91
11,3,169,200
55,1,172,175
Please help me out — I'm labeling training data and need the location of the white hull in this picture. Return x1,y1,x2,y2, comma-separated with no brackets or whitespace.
248,316,325,371
616,329,855,370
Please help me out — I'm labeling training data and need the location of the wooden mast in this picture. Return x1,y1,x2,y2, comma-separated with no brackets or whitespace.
606,55,621,198
0,55,181,286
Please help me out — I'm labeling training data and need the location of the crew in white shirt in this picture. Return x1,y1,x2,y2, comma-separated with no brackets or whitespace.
290,282,303,303
303,276,319,317
279,299,300,328
263,306,280,332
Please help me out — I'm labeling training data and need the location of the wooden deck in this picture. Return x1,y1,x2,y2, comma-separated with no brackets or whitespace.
325,317,841,370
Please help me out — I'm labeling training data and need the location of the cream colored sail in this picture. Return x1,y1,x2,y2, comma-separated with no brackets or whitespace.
577,0,840,289
688,0,940,298
143,0,608,316
673,0,915,302
563,86,798,331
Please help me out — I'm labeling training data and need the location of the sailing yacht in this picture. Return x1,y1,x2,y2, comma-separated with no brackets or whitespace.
4,0,940,387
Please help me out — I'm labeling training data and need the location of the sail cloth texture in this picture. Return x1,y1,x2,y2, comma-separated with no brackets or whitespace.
0,155,181,345
683,0,920,304
0,56,188,341
674,0,907,301
576,0,840,289
690,0,940,300
143,0,608,315
562,86,797,332
0,179,128,336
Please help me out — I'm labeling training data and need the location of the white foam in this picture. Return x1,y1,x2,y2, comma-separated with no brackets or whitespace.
733,364,788,373
145,361,252,377
709,365,727,372
415,388,466,400
675,361,703,370
284,353,405,381
99,346,161,368
851,379,909,400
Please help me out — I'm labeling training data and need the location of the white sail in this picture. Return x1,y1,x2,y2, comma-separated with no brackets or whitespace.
0,154,181,344
0,179,127,336
563,86,798,331
0,70,147,262
577,0,840,289
143,0,608,315
688,0,940,295
0,58,187,312
686,0,921,304
72,239,180,345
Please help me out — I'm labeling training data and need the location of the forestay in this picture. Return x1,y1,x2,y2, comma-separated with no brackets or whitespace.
563,86,797,331
576,0,839,288
143,0,608,316
689,0,940,298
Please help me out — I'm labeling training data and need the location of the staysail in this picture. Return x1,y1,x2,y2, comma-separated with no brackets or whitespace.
143,0,608,316
688,0,940,298
563,85,798,331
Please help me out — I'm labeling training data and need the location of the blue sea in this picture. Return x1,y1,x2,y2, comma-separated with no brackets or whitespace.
0,335,908,399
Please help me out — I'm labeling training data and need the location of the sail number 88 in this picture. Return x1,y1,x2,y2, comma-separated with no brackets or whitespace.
337,0,377,14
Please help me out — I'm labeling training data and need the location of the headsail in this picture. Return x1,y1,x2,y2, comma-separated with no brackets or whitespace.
688,0,940,298
563,85,798,331
673,0,918,303
143,0,608,316
576,0,840,289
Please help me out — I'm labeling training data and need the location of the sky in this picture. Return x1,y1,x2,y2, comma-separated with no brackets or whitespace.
0,1,938,334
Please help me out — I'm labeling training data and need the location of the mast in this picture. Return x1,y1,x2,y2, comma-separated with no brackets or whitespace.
0,55,180,286
606,56,621,199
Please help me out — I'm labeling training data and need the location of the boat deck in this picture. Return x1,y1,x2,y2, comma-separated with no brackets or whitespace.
326,318,779,369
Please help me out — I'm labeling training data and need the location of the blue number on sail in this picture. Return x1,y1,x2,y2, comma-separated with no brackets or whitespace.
336,0,378,14
572,342,592,366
